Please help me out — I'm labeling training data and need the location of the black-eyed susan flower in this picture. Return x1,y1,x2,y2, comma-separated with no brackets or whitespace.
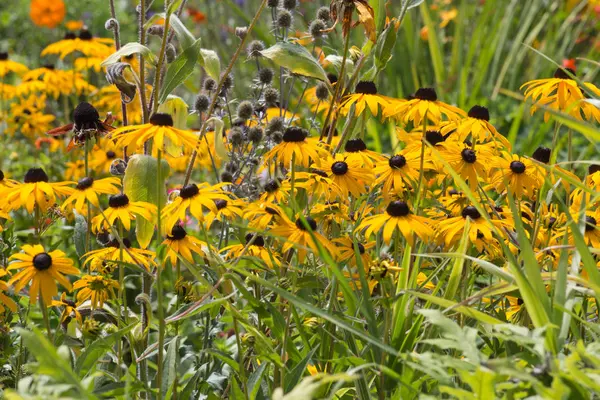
356,201,433,245
110,113,199,156
339,81,393,117
311,201,352,228
82,238,157,271
259,179,293,204
64,160,86,181
243,202,283,229
48,102,114,148
0,210,10,233
436,206,509,251
204,199,245,229
0,52,28,77
89,140,119,174
263,126,327,168
162,225,211,266
438,188,469,216
333,237,374,267
73,275,119,309
161,182,231,231
4,167,74,213
373,151,426,199
50,292,82,325
91,193,156,232
17,66,96,99
295,169,343,200
488,153,544,199
92,85,145,125
440,105,511,149
8,244,79,305
342,138,386,168
221,233,280,268
580,211,600,249
528,146,580,190
41,29,114,59
61,177,121,215
0,269,17,314
321,154,374,199
269,214,339,262
384,87,466,126
0,170,19,192
437,142,493,191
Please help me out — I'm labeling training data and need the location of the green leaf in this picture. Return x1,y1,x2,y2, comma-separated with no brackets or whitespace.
409,291,504,325
159,38,202,104
284,347,319,394
123,155,170,248
259,42,329,82
199,49,220,80
163,336,180,399
145,13,195,50
101,42,156,67
374,20,399,72
76,323,135,378
248,361,268,400
207,117,229,161
73,213,87,258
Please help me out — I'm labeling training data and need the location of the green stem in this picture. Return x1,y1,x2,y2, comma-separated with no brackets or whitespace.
39,296,52,342
156,149,166,398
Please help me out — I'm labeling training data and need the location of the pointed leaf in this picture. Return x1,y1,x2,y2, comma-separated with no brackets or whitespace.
159,38,202,104
259,42,328,82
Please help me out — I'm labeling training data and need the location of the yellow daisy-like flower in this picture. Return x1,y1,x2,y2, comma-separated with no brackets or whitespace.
91,193,156,232
204,199,245,229
259,178,293,204
0,82,17,101
89,140,120,175
82,238,157,271
8,244,79,305
0,52,28,77
0,269,18,314
488,153,544,199
73,275,119,309
269,214,339,262
17,65,96,99
41,29,114,59
110,113,199,157
0,169,19,192
50,292,82,325
373,151,427,199
161,182,231,231
295,169,343,200
5,109,55,139
436,206,510,251
64,160,86,182
580,211,600,249
221,233,280,269
321,154,374,199
384,87,466,126
438,188,469,217
243,202,284,230
61,177,121,215
436,142,493,192
92,85,145,125
0,209,11,232
263,126,328,168
333,237,374,268
4,168,73,213
356,201,434,245
162,225,212,266
520,68,592,122
311,201,352,230
440,105,511,149
339,81,393,117
341,138,386,169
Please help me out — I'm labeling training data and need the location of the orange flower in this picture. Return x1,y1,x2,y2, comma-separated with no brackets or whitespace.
30,0,66,29
65,20,84,31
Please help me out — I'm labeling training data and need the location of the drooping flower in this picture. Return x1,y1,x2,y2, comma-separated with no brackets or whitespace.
82,238,157,271
91,193,156,232
384,87,466,126
162,225,212,266
488,153,544,199
339,81,392,117
0,52,28,77
221,233,280,269
263,126,328,168
3,168,73,213
73,275,119,309
61,177,121,215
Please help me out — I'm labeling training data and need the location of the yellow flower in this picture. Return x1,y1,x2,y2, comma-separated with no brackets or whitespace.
65,20,84,31
373,151,427,199
221,233,280,269
340,138,386,169
161,182,231,231
384,87,465,126
440,105,511,149
83,238,156,271
339,81,393,117
162,225,212,266
30,0,65,28
488,153,544,199
64,160,86,182
91,193,156,232
41,29,114,59
110,113,200,156
0,269,18,314
92,85,145,125
50,292,82,325
295,170,343,200
8,244,79,305
356,201,433,245
436,141,494,192
89,140,120,175
243,202,284,230
204,199,245,229
3,168,73,213
62,177,121,215
333,237,374,267
17,65,96,99
320,154,374,199
269,214,339,262
263,126,328,168
73,275,119,309
0,52,28,77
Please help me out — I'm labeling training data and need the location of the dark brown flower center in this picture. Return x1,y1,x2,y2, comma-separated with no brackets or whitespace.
0,170,4,181
64,32,76,40
106,150,116,159
461,148,477,163
149,113,174,126
554,68,575,79
357,242,365,254
33,253,52,271
76,177,94,190
0,52,8,61
425,130,446,145
467,105,489,121
108,193,130,208
79,29,93,40
180,184,199,199
331,161,348,175
310,168,328,178
344,138,367,152
265,206,279,215
461,206,481,220
73,102,100,127
532,147,551,164
43,64,55,70
415,87,437,101
589,165,600,175
510,161,526,174
585,216,597,232
386,201,410,217
295,216,317,231
168,225,188,240
108,238,132,248
245,233,265,247
355,81,377,95
389,155,407,169
24,168,49,183
282,126,307,142
215,199,228,210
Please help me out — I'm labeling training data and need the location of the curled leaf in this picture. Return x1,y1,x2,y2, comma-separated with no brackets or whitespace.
105,63,137,103
259,42,329,83
101,42,157,67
